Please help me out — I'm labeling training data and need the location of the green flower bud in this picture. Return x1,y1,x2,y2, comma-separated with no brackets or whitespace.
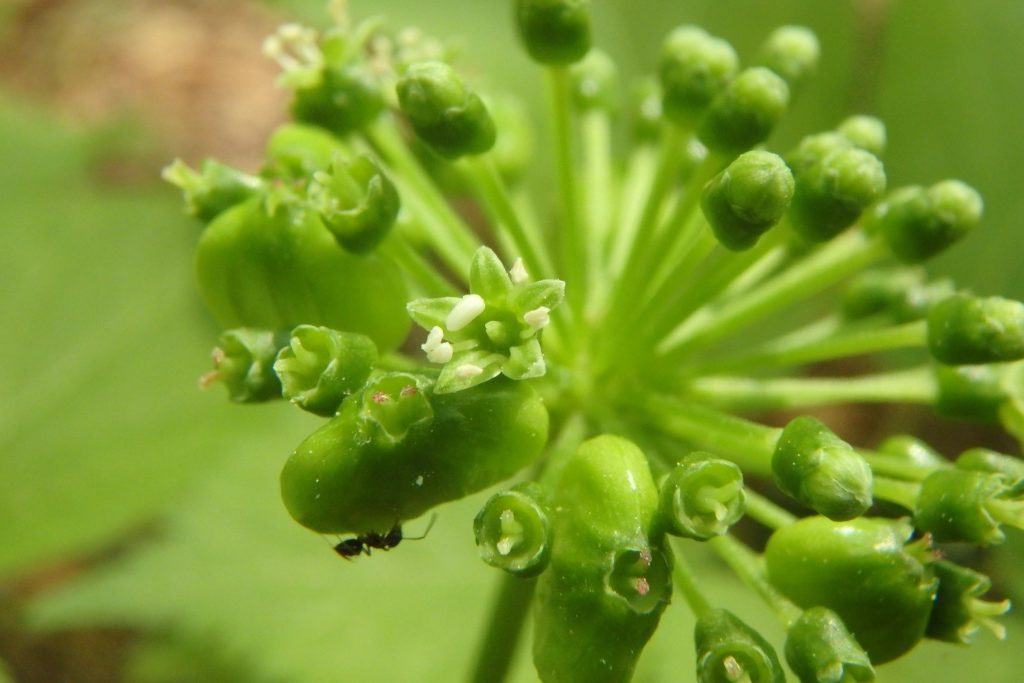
914,468,1024,546
280,375,549,534
841,267,953,323
659,452,745,540
489,94,535,184
194,196,409,350
789,147,887,243
202,328,289,403
772,416,873,520
756,26,820,90
631,78,664,144
765,516,938,663
514,0,592,65
396,61,497,159
291,62,384,136
934,363,1007,422
273,325,377,417
698,67,790,155
162,159,264,224
872,181,983,263
659,26,739,128
701,150,795,251
534,436,672,683
877,435,947,469
407,247,565,393
785,607,875,683
308,153,399,253
570,49,619,112
474,482,552,577
957,448,1024,482
263,122,347,180
786,131,853,176
926,560,1010,644
927,294,1024,365
694,608,785,683
837,115,887,158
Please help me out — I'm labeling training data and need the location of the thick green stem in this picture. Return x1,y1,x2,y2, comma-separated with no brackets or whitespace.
872,476,921,511
709,535,803,628
468,574,536,683
861,452,940,481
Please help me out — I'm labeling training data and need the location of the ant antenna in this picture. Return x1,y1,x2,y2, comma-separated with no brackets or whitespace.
403,513,438,541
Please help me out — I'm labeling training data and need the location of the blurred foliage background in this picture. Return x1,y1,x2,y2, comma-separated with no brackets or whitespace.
2,0,1024,681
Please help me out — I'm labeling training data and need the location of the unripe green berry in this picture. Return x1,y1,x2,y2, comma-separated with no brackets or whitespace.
914,468,1024,546
698,67,790,155
872,181,983,263
927,294,1024,365
514,0,592,65
396,62,496,159
772,416,873,520
273,325,377,416
789,147,887,243
694,608,785,683
701,150,795,251
474,482,552,577
658,452,745,540
837,115,887,158
659,26,739,128
877,435,947,469
926,560,1010,644
756,26,820,90
785,607,875,683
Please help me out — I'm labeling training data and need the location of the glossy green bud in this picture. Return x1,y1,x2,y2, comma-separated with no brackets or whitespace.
163,159,264,224
841,267,953,323
195,196,409,350
786,132,852,176
514,0,592,65
934,363,1006,421
701,150,795,251
872,181,983,263
789,147,887,243
308,154,399,253
397,61,497,159
694,608,785,683
877,435,947,469
570,49,619,112
785,607,875,683
291,62,384,136
765,516,938,663
631,78,664,144
281,375,549,533
927,560,1010,644
203,328,288,403
659,26,739,127
756,26,820,90
837,115,887,158
489,95,535,184
474,482,551,577
273,325,377,417
957,448,1024,482
533,436,672,683
914,468,1024,546
772,416,873,520
927,294,1024,365
263,123,347,180
659,452,745,540
698,67,790,155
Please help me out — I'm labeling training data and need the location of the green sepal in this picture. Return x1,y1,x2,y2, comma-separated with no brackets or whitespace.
914,468,1023,546
701,150,794,251
533,436,672,683
406,297,461,331
957,448,1024,482
927,294,1024,365
697,66,790,155
205,328,289,403
772,416,873,520
474,482,552,577
659,26,739,128
263,122,347,180
789,147,887,243
694,608,785,683
785,607,875,683
933,363,1007,422
837,115,887,158
756,25,820,91
280,375,549,534
509,279,566,315
162,158,264,224
273,325,378,417
502,338,547,381
871,181,983,263
290,62,385,136
434,349,506,394
514,0,592,65
309,154,399,253
470,246,514,303
877,435,947,469
764,516,938,664
658,452,745,540
397,61,496,159
926,560,1010,644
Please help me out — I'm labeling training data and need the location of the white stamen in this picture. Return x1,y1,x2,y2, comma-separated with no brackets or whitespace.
496,537,515,556
455,363,484,379
421,326,453,364
523,306,551,330
446,294,486,331
509,258,529,284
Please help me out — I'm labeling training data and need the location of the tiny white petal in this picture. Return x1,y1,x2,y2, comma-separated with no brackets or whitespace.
523,306,551,330
509,258,529,284
422,325,444,351
426,342,453,364
446,294,486,331
455,363,484,379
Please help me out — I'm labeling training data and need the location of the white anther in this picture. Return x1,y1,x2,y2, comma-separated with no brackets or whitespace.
262,23,322,72
509,258,529,284
446,294,486,331
421,326,454,364
523,306,551,330
455,363,484,379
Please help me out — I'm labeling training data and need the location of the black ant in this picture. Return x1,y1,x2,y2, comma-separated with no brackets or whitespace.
332,514,437,560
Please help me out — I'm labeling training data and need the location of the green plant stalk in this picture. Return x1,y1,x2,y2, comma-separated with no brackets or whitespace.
581,109,615,299
672,547,714,618
860,452,940,482
469,574,537,683
872,476,921,511
710,534,803,627
379,236,459,297
605,145,659,278
744,489,797,530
